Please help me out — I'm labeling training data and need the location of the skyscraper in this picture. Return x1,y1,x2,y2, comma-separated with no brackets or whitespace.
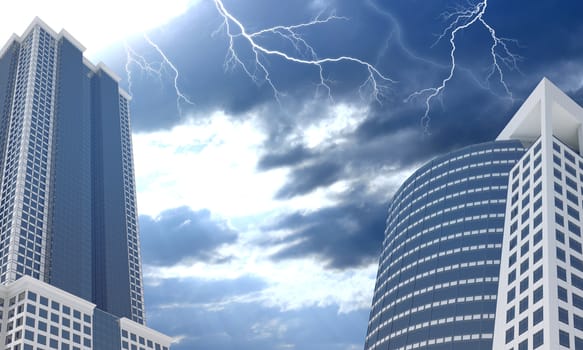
0,18,170,349
492,79,583,349
365,78,583,350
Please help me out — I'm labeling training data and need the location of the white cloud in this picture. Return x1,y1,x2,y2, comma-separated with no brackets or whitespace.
133,111,290,218
0,0,199,59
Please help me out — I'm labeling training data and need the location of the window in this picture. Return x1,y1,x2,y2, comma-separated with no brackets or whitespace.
506,327,514,343
572,256,583,273
560,330,570,347
520,296,529,313
567,191,579,205
521,242,529,256
557,230,566,244
571,238,583,254
533,247,543,264
509,252,517,267
519,339,528,350
534,286,543,303
533,306,543,325
574,314,583,331
533,213,542,227
533,266,543,283
510,237,518,250
556,213,565,226
521,260,529,274
559,307,569,324
558,266,567,281
519,317,528,334
507,306,515,322
533,329,544,349
574,293,583,310
556,196,564,209
569,221,581,236
508,288,516,303
508,270,516,283
568,206,580,220
573,274,583,292
533,230,542,245
557,247,566,262
521,227,529,240
555,182,563,195
558,286,568,302
520,277,529,293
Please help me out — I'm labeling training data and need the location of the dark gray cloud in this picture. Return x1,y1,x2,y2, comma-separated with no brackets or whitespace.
140,207,237,266
256,145,313,171
264,188,388,269
275,160,343,199
144,277,368,350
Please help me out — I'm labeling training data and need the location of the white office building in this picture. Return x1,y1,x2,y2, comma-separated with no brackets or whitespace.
493,78,583,349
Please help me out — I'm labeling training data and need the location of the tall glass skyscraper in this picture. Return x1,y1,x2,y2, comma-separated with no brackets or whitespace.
366,78,583,350
0,18,170,350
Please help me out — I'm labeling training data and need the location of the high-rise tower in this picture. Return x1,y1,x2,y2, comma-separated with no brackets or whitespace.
492,79,583,349
0,18,170,350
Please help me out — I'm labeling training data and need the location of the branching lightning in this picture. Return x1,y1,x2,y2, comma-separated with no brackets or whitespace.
406,0,520,132
213,0,395,104
124,34,194,116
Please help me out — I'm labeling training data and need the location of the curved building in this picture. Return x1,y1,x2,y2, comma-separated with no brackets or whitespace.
364,140,526,350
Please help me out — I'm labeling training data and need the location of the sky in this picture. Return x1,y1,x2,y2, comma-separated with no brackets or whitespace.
3,1,583,349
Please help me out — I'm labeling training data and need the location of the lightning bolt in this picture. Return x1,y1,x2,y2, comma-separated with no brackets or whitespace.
212,0,395,104
405,0,520,132
124,34,195,116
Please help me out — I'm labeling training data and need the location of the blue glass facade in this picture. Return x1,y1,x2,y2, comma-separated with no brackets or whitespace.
364,140,526,350
48,36,93,301
91,69,133,321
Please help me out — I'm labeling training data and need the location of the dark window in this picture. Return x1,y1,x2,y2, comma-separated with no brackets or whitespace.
520,277,529,293
557,229,566,243
574,293,583,310
558,286,568,302
508,288,516,303
572,256,583,273
520,296,528,313
507,306,515,322
533,247,543,264
533,266,543,282
533,306,543,325
558,266,567,281
533,286,543,303
559,307,569,324
533,230,542,245
506,327,514,343
521,259,529,274
533,329,544,349
519,317,528,334
569,221,581,236
521,242,529,256
574,314,583,331
508,270,516,283
560,330,570,347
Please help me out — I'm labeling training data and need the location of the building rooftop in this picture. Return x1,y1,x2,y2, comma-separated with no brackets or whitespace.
497,78,583,154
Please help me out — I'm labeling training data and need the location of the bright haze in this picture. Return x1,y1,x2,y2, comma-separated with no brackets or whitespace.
2,1,583,349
